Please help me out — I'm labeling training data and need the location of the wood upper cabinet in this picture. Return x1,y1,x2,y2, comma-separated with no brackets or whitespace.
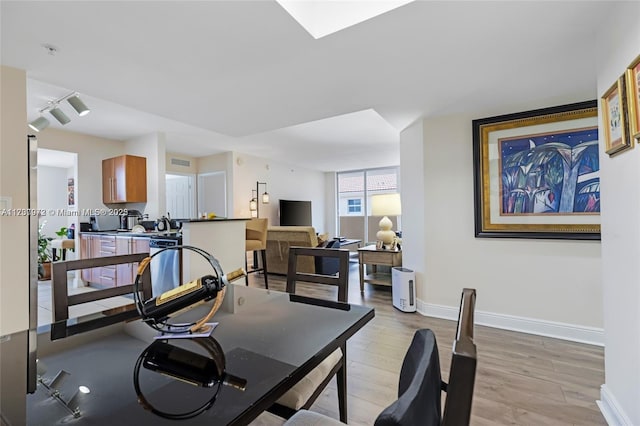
102,155,147,204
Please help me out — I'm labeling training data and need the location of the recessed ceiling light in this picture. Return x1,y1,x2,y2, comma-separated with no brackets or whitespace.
41,44,58,56
276,0,414,39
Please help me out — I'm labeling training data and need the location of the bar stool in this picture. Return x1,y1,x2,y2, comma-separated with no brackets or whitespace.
51,239,75,261
245,218,268,288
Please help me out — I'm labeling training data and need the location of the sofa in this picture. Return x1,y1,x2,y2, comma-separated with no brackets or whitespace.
266,226,341,275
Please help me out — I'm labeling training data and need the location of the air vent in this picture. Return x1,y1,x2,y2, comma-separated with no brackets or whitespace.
170,158,191,167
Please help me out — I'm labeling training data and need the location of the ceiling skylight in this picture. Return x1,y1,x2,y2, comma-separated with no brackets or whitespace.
276,0,414,39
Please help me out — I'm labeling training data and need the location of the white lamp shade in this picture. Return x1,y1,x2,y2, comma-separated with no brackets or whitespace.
371,193,402,216
262,192,270,204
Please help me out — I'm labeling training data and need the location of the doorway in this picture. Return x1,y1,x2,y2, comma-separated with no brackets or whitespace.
36,148,79,327
166,173,195,219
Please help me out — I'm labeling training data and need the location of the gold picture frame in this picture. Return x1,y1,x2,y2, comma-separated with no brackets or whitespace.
625,54,640,141
601,75,632,156
472,101,600,240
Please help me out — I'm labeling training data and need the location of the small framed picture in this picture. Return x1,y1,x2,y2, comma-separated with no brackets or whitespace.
625,54,640,140
601,76,632,156
67,178,75,206
375,240,384,250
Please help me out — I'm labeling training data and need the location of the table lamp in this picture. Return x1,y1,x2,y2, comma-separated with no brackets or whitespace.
371,193,401,248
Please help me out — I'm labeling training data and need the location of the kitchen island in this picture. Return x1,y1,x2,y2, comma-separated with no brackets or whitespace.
78,218,247,287
178,218,247,282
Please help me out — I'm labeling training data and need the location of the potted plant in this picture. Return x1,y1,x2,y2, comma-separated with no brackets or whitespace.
38,221,53,280
55,226,68,239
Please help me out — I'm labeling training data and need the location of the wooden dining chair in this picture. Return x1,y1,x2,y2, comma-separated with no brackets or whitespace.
267,246,351,423
284,288,478,426
245,218,269,288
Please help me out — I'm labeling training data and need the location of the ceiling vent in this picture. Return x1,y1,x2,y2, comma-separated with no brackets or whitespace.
170,158,191,167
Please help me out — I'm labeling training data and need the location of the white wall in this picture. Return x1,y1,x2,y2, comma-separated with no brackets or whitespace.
37,165,70,238
166,152,197,174
323,172,337,238
595,2,640,425
413,113,602,336
0,65,28,424
399,120,426,300
36,128,125,222
125,132,166,219
232,153,327,231
0,66,28,336
197,151,233,219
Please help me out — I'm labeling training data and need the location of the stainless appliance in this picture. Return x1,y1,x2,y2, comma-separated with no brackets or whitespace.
155,215,170,232
149,235,182,297
121,209,143,230
89,214,120,231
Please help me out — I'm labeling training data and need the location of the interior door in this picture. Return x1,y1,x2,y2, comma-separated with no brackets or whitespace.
197,172,227,217
166,174,195,219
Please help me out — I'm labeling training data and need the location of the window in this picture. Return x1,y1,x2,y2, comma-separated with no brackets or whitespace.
347,199,361,213
337,167,400,243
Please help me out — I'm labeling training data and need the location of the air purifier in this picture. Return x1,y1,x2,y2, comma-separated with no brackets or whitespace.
392,267,416,312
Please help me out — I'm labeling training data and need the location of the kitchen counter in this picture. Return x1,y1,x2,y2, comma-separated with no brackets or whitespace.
79,230,180,238
175,218,247,223
80,218,247,282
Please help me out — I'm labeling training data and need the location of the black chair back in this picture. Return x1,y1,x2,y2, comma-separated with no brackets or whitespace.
374,288,477,426
374,329,443,426
442,288,477,426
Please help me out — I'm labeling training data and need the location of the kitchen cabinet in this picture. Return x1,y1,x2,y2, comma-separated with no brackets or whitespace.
80,234,150,287
95,235,117,287
116,236,150,286
79,233,116,287
80,234,98,283
102,155,147,204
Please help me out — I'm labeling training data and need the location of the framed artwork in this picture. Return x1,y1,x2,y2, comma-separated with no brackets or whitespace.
601,76,632,156
473,100,600,240
68,178,75,206
626,54,640,140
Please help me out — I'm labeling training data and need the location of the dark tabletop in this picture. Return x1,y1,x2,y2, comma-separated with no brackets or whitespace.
28,285,374,425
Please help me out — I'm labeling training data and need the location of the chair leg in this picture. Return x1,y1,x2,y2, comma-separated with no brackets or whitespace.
260,249,268,289
337,355,347,422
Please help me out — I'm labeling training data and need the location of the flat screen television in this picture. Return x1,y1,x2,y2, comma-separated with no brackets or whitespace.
279,199,312,226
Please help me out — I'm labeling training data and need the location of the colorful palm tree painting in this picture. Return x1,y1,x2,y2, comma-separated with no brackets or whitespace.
500,127,599,215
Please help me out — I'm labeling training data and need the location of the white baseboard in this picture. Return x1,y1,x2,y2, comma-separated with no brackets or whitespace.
597,384,634,425
416,299,604,346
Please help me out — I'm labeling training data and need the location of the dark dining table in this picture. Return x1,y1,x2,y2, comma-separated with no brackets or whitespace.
27,284,375,425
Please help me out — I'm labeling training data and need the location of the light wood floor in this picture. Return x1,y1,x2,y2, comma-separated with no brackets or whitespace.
246,263,606,426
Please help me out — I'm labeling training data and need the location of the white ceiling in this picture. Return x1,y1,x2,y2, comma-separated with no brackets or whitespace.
1,1,616,172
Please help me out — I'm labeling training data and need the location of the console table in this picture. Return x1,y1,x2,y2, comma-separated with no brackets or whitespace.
336,238,361,249
358,244,402,293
